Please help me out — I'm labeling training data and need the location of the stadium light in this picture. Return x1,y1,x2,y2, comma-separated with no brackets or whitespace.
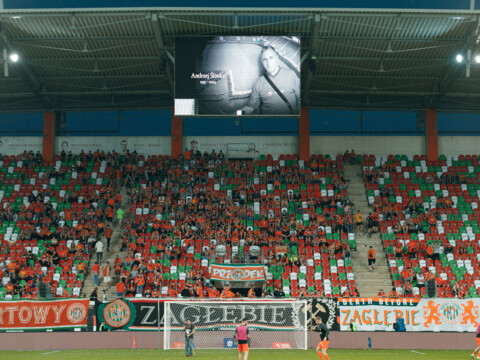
9,53,19,63
476,55,480,64
455,54,464,63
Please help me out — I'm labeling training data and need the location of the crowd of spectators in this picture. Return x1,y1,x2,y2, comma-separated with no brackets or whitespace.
0,150,123,299
107,149,360,298
363,154,480,299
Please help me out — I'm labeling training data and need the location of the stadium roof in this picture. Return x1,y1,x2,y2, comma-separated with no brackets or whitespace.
1,7,480,113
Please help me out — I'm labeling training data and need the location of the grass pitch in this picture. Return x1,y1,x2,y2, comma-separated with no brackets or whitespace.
0,349,472,359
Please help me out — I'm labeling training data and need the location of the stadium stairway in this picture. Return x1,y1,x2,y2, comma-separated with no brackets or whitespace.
81,187,131,300
344,163,393,297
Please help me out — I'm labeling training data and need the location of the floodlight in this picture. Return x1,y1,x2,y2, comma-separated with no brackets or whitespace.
475,55,480,64
455,54,464,63
9,53,19,63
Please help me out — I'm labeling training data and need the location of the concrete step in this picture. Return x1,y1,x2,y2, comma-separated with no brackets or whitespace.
81,186,131,297
343,163,394,297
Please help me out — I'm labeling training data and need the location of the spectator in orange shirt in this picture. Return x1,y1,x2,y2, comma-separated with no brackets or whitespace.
116,280,125,298
135,273,145,295
104,225,113,252
248,285,256,298
389,287,399,298
208,285,220,298
169,286,178,298
103,262,111,290
92,261,100,286
367,246,376,272
377,289,386,297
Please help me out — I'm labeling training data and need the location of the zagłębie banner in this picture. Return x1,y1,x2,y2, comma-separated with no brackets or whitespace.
0,298,90,331
98,298,340,331
338,297,479,332
210,264,266,282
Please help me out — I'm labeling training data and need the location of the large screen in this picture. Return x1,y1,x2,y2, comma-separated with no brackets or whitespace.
174,36,301,117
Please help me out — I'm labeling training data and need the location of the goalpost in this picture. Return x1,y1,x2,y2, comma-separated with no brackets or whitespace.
164,300,308,350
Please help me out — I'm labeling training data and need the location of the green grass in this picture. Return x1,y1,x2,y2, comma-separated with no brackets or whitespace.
0,349,472,359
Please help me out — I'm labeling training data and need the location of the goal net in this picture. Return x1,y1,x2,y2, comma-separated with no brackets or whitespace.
164,300,308,350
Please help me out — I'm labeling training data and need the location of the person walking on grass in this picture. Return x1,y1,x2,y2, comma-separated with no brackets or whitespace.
313,316,330,360
234,318,250,360
471,322,480,359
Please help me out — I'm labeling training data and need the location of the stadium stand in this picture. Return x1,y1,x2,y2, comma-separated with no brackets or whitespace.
0,150,119,299
362,154,480,299
104,151,361,299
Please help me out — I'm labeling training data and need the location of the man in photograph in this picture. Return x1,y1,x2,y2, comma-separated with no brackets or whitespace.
240,47,300,115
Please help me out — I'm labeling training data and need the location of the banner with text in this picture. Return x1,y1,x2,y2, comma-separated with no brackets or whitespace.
99,298,334,331
0,137,43,155
183,136,298,157
338,297,480,332
210,264,266,282
0,298,89,331
56,136,171,155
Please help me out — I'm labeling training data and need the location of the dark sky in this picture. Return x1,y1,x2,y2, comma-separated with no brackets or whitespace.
3,0,477,10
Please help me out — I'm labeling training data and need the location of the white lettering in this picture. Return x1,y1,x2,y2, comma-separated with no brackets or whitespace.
18,307,32,324
140,306,157,325
52,305,66,323
221,307,237,322
240,306,257,323
270,307,286,324
5,306,18,324
33,306,49,324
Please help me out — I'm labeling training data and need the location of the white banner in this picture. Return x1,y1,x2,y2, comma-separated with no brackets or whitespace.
339,297,480,332
56,136,171,155
183,136,298,157
0,137,42,155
